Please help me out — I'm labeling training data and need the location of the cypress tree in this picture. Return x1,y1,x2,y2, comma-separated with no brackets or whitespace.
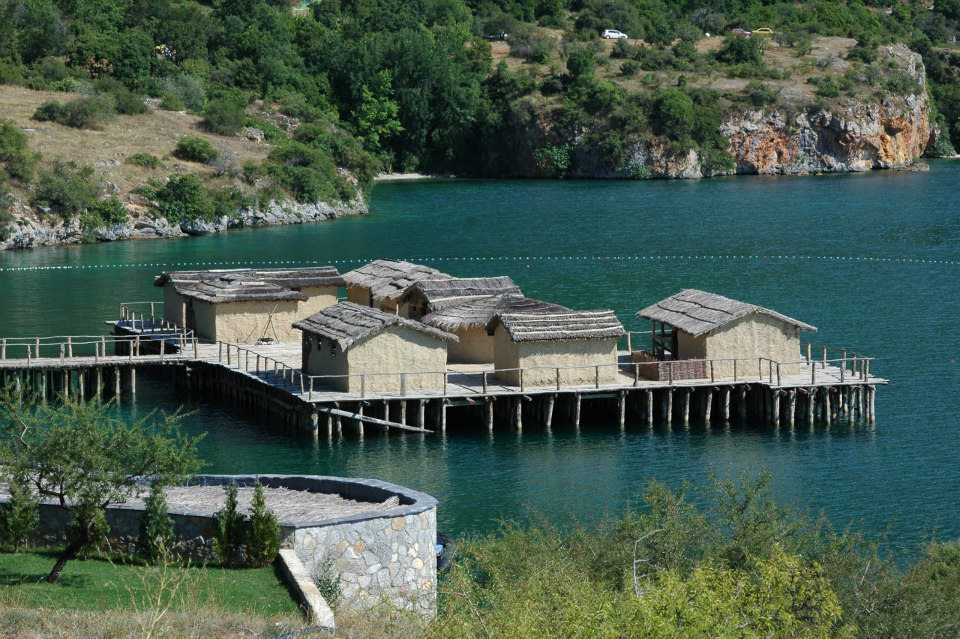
213,484,245,566
245,479,280,567
0,473,39,552
140,482,174,562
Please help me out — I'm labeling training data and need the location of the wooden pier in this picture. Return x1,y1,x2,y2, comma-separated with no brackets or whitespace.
0,318,886,438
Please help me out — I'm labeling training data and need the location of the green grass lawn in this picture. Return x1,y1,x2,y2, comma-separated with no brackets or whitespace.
0,550,302,617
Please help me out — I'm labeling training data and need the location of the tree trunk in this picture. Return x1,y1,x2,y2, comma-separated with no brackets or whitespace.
47,537,83,583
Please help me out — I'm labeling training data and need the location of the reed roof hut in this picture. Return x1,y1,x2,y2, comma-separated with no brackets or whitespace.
398,276,522,320
342,259,449,312
421,295,568,364
486,310,626,387
294,302,457,394
153,266,345,343
637,289,816,377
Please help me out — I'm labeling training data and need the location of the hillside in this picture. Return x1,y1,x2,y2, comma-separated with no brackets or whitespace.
2,0,960,247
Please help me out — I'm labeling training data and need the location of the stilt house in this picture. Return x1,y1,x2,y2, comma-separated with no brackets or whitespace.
293,302,458,394
155,267,344,331
342,259,449,313
421,295,569,364
486,310,626,387
637,289,816,377
398,276,522,320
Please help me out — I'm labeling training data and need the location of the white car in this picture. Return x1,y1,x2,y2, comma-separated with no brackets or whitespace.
602,29,628,40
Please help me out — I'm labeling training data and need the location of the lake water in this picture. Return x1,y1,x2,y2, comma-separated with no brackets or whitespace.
1,164,959,546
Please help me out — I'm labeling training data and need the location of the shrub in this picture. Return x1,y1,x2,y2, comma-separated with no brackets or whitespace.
746,80,779,107
157,74,206,112
566,46,596,79
0,474,39,552
0,119,37,182
209,185,251,218
245,480,280,567
313,557,341,603
126,153,161,169
611,39,632,59
80,197,129,230
139,482,174,563
110,86,148,115
203,97,247,136
212,484,245,567
620,60,641,78
813,76,841,98
62,94,117,129
155,174,215,222
33,101,67,122
0,191,12,241
265,141,355,203
173,135,220,163
716,35,763,65
33,160,100,220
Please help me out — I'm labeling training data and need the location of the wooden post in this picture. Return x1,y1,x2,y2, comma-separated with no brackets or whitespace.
485,399,494,432
868,385,876,424
738,387,748,422
665,389,673,424
519,368,524,392
67,336,72,358
439,400,447,434
822,346,827,369
771,390,780,427
514,397,522,431
682,389,691,427
545,395,555,430
646,390,654,427
556,368,561,391
400,373,407,397
310,411,319,435
96,367,102,400
114,367,120,397
573,394,581,430
334,402,342,434
704,388,713,427
807,388,816,426
626,332,633,353
357,404,364,437
858,385,864,420
824,389,831,426
722,387,731,423
418,400,426,430
40,370,46,401
806,343,811,364
400,401,407,425
595,365,600,389
483,372,488,394
1,338,5,359
618,391,626,430
130,367,136,395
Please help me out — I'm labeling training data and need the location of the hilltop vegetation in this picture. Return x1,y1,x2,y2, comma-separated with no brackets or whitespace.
1,0,960,238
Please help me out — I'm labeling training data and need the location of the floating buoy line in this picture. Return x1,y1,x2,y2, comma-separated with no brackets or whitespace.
0,253,958,274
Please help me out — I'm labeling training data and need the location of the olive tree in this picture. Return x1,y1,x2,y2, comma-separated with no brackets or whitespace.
0,387,203,582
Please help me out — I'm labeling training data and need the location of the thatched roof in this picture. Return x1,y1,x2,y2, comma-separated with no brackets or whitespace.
293,302,458,351
487,310,626,343
342,259,450,303
179,275,307,304
637,289,816,337
155,267,344,291
399,276,523,311
422,295,569,331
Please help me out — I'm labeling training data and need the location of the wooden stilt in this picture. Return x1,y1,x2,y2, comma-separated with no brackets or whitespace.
771,390,780,428
545,395,555,430
807,388,816,426
868,385,876,424
738,387,748,422
334,402,342,434
514,396,522,431
788,390,796,429
485,399,494,432
665,389,673,425
824,389,831,426
682,389,691,427
400,401,407,425
646,390,654,427
857,386,864,421
417,400,425,430
618,391,626,430
704,388,713,427
114,367,120,398
130,367,136,395
722,387,731,423
310,411,319,435
357,403,364,437
440,401,447,433
573,394,581,430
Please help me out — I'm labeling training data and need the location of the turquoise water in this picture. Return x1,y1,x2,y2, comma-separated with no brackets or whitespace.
1,165,959,545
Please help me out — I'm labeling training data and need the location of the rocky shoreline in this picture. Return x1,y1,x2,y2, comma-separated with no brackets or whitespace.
0,194,368,251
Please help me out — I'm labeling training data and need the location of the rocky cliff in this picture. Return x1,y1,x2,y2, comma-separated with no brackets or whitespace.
495,44,936,180
0,195,367,250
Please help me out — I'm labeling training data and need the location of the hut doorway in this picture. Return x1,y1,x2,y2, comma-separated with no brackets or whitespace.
650,320,677,360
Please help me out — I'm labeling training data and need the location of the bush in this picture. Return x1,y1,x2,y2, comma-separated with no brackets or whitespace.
313,557,341,603
245,480,280,567
62,94,117,130
155,174,215,222
139,482,174,563
0,119,37,183
203,97,247,136
33,101,66,122
813,76,841,98
173,135,220,163
157,74,206,112
745,80,779,107
33,160,100,220
126,153,161,169
212,484,245,567
566,46,596,79
80,197,129,230
620,59,641,78
0,191,12,241
0,474,39,552
265,141,355,203
110,86,148,115
716,35,763,65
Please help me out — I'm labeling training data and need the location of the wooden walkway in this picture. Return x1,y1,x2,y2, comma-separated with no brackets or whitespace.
0,326,887,432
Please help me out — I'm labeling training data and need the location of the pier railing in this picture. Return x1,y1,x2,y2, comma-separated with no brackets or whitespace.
211,340,877,401
0,331,199,364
